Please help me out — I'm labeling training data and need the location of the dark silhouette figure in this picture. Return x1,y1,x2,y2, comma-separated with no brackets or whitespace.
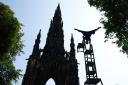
74,27,101,44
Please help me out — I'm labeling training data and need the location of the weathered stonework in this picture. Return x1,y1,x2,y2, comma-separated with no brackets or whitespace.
22,4,79,85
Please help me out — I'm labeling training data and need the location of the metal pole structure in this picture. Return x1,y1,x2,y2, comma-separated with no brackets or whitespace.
75,27,103,85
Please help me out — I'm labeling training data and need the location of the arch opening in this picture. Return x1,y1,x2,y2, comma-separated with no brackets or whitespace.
45,78,56,85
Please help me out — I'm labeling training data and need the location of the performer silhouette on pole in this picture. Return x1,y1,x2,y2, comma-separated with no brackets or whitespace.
74,27,101,44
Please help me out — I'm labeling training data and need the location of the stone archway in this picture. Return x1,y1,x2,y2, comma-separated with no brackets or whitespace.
46,78,55,85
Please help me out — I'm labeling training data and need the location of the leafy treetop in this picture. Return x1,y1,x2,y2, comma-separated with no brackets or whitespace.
88,0,128,55
0,2,24,85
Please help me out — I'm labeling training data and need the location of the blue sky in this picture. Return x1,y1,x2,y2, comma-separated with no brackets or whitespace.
1,0,128,85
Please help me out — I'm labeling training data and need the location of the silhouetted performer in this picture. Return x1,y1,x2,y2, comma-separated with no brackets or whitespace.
74,27,101,44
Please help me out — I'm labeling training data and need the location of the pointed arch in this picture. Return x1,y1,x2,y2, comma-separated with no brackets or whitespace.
46,78,56,85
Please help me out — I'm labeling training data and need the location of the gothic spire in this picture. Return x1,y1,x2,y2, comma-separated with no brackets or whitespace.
53,4,62,22
32,29,41,55
42,4,65,60
70,34,75,59
70,34,75,49
22,29,41,85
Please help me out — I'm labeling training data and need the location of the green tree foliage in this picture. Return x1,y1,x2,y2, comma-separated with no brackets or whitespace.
0,2,23,84
87,0,128,54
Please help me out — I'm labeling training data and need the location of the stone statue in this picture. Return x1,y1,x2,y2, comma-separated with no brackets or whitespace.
74,27,101,44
